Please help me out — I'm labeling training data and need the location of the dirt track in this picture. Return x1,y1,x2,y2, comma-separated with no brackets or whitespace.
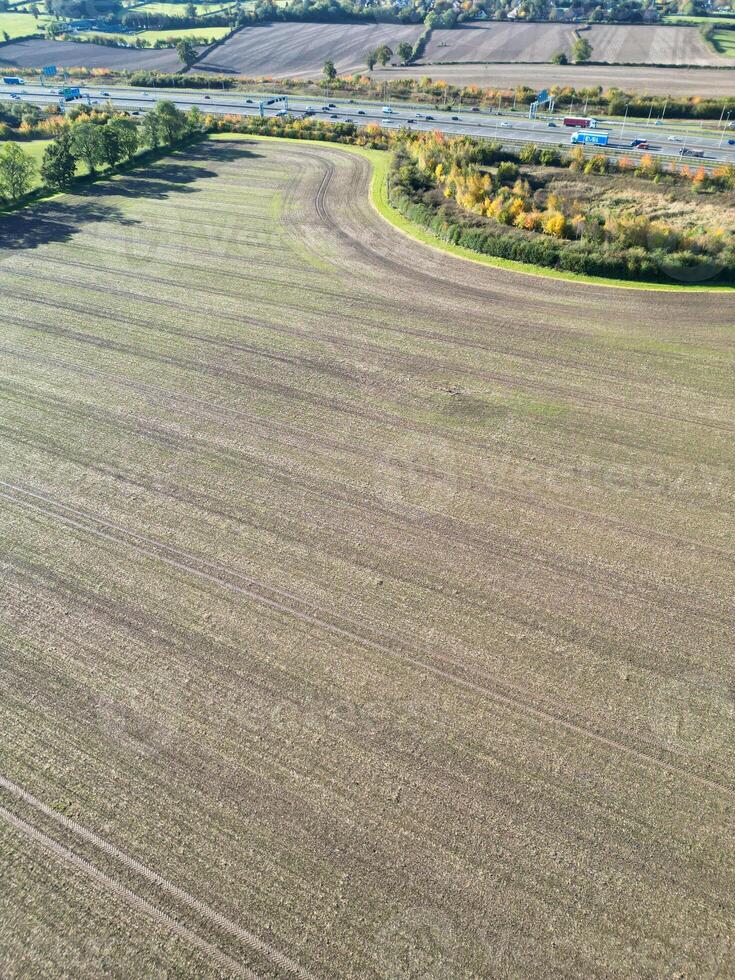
0,138,733,978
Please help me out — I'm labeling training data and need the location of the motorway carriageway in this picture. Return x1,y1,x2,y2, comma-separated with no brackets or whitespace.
8,82,735,167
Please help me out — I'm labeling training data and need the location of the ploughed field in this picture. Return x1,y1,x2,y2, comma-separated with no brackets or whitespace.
0,137,734,978
420,22,721,67
0,37,185,70
193,22,423,77
584,23,721,65
423,22,576,63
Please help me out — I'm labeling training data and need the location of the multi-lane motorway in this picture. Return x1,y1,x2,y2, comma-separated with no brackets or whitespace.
7,81,735,166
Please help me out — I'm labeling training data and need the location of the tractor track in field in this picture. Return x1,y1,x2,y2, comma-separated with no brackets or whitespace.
2,276,732,437
0,776,314,980
1,340,732,568
0,479,733,800
5,258,732,430
0,806,260,979
2,367,732,632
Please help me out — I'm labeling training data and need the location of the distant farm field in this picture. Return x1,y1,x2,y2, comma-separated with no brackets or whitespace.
0,37,184,69
0,135,733,977
376,60,735,95
712,28,735,56
424,22,575,63
584,24,722,65
418,22,724,67
137,25,230,42
193,21,423,76
0,12,44,40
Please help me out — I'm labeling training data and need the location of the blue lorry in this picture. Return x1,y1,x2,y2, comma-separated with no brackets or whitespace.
570,131,609,147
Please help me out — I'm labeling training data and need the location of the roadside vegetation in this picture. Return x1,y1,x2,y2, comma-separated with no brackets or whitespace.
388,130,735,283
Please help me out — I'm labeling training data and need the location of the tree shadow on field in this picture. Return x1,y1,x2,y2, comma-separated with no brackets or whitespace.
0,146,262,253
199,143,264,163
0,200,134,254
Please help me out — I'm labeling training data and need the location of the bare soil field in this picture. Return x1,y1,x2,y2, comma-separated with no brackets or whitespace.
0,37,184,70
0,136,733,977
193,21,423,77
424,22,575,63
376,60,735,94
584,24,723,65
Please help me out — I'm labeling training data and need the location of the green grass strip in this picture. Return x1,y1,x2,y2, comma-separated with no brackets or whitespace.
210,132,733,293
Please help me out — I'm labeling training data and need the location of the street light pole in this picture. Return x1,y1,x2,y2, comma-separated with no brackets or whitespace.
621,102,629,138
719,111,731,148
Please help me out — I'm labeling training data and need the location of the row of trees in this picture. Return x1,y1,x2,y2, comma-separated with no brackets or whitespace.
0,101,200,204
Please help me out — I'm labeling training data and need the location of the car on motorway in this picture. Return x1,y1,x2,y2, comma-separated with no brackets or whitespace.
728,139,735,145
303,110,315,117
328,102,336,108
654,119,663,125
357,110,365,115
276,109,289,116
101,91,110,96
245,98,253,103
330,113,338,119
382,106,395,114
204,95,210,99
630,139,648,147
547,122,557,127
346,118,353,123
679,147,704,157
424,114,434,121
451,116,459,121
321,105,330,111
500,121,512,128
667,136,682,142
471,106,480,112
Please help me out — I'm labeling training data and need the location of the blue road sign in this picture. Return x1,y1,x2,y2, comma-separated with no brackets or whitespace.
42,65,57,77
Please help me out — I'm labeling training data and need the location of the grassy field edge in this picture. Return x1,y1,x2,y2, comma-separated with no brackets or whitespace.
210,131,733,293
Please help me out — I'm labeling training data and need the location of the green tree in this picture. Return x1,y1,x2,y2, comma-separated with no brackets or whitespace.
397,41,412,64
366,49,377,71
149,101,188,145
99,122,125,168
186,105,204,132
186,1,196,15
377,44,393,67
109,117,139,159
551,51,568,64
572,37,593,63
323,58,337,82
176,37,197,67
141,110,162,147
70,121,105,175
0,142,36,200
40,130,77,189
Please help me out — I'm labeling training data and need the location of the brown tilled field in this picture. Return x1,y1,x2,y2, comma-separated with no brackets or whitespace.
424,22,575,63
0,136,733,978
419,23,723,67
193,22,423,77
584,24,722,65
0,37,184,70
